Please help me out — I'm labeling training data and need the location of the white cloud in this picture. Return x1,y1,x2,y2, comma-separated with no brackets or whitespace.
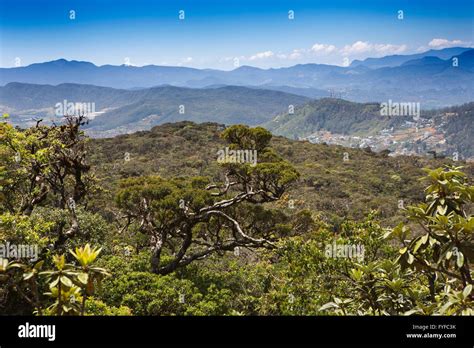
341,41,372,55
428,38,472,49
274,44,335,62
286,49,305,60
248,51,274,60
373,44,407,55
175,57,194,67
341,41,407,56
223,40,410,68
288,51,302,60
277,48,312,60
310,43,336,54
238,41,405,66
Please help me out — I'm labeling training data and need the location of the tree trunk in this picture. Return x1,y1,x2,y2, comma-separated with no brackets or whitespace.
150,239,164,274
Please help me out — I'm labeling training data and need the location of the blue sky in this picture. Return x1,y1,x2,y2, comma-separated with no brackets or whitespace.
0,0,472,69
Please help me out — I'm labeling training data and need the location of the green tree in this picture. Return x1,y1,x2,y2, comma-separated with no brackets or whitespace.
321,166,473,315
396,166,473,287
0,115,97,250
1,244,110,315
116,125,299,274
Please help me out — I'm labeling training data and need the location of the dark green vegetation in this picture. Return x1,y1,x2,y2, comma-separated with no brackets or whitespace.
1,117,473,315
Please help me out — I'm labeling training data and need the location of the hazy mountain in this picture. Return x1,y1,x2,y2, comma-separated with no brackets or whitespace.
0,59,215,89
205,84,331,99
251,85,331,99
1,47,473,109
456,49,474,71
0,82,132,110
0,82,309,136
350,47,471,68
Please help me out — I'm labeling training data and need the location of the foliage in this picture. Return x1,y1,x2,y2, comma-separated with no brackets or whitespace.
1,118,472,316
321,166,473,315
1,243,110,316
114,125,299,275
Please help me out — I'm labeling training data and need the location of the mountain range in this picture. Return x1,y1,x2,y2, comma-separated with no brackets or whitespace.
0,82,309,136
2,80,473,159
1,47,473,108
350,47,470,68
1,47,473,158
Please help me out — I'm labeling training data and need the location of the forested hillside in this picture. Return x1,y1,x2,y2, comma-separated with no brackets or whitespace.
431,102,474,158
0,83,309,136
264,98,397,138
90,121,469,227
265,99,474,160
2,117,472,316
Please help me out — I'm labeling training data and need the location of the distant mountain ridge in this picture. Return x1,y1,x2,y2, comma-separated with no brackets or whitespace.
0,82,309,136
350,47,471,68
1,81,472,158
1,47,473,107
